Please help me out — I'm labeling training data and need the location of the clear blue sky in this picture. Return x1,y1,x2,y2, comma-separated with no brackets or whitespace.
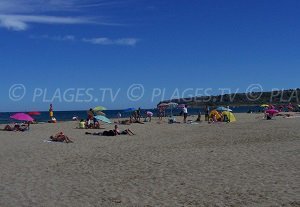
1,0,300,112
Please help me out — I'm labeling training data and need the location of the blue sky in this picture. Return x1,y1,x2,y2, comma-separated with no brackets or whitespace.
0,0,300,112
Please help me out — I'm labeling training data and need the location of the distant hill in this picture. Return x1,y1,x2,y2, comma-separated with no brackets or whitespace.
158,88,300,108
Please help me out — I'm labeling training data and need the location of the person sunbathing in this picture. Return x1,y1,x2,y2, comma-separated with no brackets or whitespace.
19,125,29,132
19,122,30,131
4,124,14,131
132,120,144,124
118,119,131,125
3,123,28,132
50,132,73,143
115,117,144,125
119,129,135,135
85,125,135,136
114,125,135,135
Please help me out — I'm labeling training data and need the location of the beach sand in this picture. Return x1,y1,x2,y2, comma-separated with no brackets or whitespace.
0,113,299,206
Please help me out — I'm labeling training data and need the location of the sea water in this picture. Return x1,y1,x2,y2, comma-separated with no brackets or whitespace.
0,106,262,124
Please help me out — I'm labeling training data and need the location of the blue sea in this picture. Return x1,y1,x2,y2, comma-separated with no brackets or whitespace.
0,106,262,124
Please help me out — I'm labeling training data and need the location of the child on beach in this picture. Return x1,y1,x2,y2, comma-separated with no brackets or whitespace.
79,119,86,129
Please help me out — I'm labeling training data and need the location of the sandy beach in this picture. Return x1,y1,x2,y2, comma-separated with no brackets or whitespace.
0,113,299,207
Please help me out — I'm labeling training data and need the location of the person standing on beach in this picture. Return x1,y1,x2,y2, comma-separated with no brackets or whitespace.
49,104,54,119
205,105,210,122
196,111,202,122
183,105,188,123
137,107,141,121
89,108,98,128
158,107,164,121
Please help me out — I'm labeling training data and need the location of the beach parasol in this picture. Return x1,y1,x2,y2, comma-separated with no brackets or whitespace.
94,115,112,124
124,108,136,113
10,113,34,122
28,111,41,116
87,110,105,116
95,111,106,116
216,106,232,112
93,106,107,111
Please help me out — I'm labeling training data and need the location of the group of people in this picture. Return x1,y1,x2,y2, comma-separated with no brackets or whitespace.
3,122,30,132
130,108,153,122
79,108,102,129
78,118,102,129
116,108,153,125
208,112,229,123
158,105,189,123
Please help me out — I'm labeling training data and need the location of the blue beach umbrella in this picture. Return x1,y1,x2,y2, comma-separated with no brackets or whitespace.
94,115,112,124
123,108,136,113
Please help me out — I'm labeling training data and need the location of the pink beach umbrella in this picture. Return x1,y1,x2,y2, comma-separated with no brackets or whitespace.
266,109,279,116
10,113,34,122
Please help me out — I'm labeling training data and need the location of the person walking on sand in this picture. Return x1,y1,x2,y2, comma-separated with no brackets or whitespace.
183,105,188,123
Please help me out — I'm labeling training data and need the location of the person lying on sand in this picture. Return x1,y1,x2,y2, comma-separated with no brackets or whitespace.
4,124,15,131
114,125,135,135
118,120,131,125
3,123,30,132
50,132,73,143
85,125,135,136
117,118,144,125
132,120,144,124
